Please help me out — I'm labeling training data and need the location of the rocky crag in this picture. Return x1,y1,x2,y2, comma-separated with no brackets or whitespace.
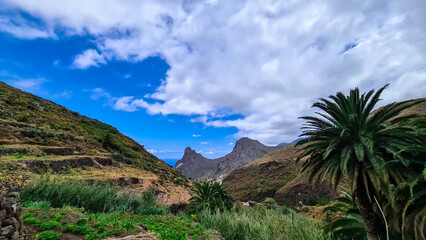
175,137,285,181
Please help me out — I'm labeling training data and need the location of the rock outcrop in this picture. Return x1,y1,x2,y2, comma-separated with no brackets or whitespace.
175,137,284,181
0,192,24,240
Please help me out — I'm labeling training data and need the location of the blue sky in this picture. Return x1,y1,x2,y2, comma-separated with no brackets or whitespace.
0,0,425,162
0,32,239,160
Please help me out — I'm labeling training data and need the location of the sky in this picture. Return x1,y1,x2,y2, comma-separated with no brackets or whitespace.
0,0,425,162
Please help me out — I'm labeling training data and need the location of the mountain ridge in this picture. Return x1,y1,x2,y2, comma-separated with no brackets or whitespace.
175,137,285,181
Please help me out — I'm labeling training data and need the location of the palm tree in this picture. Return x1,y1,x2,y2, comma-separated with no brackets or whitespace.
190,181,233,212
297,84,423,240
384,116,426,240
323,190,366,240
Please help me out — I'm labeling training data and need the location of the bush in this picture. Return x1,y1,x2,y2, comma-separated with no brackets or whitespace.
36,231,61,240
189,182,233,213
24,216,41,225
76,218,88,226
38,220,62,231
20,177,166,214
64,224,93,235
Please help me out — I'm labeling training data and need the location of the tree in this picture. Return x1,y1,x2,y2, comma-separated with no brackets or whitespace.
297,85,423,240
189,182,233,212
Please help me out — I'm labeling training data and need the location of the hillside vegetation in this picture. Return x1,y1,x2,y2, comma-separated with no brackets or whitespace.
0,81,189,203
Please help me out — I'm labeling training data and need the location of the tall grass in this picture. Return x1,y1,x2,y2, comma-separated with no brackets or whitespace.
20,177,166,215
196,204,330,240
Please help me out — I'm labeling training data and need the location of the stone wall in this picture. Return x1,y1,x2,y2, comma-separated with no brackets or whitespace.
0,192,24,240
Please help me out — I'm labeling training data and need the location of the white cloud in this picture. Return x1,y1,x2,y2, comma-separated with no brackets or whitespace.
147,149,157,154
4,0,426,144
0,15,53,39
228,142,233,146
72,49,106,69
52,90,72,99
205,151,214,155
7,78,46,90
192,134,201,137
2,74,72,99
200,141,209,145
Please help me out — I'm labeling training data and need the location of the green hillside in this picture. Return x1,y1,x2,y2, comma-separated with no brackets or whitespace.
0,81,189,200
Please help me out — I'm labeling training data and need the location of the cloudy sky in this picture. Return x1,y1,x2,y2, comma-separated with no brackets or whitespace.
0,0,425,163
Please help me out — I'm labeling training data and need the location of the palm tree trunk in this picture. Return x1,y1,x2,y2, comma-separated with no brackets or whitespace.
354,173,385,240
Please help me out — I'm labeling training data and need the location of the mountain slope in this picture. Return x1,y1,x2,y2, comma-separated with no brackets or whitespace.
0,81,190,203
175,137,284,181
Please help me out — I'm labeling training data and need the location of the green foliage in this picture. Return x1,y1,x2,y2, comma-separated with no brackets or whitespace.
297,85,424,238
297,84,421,193
384,174,426,240
24,216,41,225
21,177,167,214
196,205,328,240
111,152,135,164
22,200,51,210
13,152,23,158
53,212,63,221
38,220,62,231
35,231,61,240
140,214,207,240
79,122,109,143
76,218,89,226
323,190,366,240
189,182,233,212
64,224,94,235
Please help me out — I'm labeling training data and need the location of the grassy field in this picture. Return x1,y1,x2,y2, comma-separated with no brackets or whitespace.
18,179,329,240
196,204,329,240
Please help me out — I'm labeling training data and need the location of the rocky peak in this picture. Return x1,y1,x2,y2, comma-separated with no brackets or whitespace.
175,137,284,181
184,147,195,154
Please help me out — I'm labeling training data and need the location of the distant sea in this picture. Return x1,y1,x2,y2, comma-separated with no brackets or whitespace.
162,159,179,168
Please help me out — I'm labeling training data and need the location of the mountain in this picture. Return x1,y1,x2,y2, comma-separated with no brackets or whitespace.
0,81,190,204
223,98,426,205
175,137,285,181
276,138,306,147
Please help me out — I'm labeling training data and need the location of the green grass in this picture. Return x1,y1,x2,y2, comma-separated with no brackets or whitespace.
20,177,167,214
23,201,212,240
195,204,330,240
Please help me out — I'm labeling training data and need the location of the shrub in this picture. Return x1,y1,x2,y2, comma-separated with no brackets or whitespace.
38,220,62,231
64,224,93,235
36,231,61,240
24,217,41,225
76,218,88,226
